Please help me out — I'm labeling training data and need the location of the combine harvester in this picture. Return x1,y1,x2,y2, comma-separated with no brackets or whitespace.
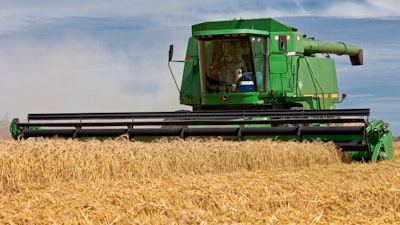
10,18,394,162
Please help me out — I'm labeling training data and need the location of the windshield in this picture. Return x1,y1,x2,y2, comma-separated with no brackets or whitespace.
199,36,266,94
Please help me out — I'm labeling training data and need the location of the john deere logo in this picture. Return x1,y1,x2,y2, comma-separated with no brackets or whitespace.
221,96,229,103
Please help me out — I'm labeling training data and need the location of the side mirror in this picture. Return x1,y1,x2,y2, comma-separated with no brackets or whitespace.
168,45,174,62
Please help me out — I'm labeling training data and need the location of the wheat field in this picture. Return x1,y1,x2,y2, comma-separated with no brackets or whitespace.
0,138,399,224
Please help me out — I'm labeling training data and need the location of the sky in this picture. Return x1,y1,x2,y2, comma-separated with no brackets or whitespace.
0,0,399,135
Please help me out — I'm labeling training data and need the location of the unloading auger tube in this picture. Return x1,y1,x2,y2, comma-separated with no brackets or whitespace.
302,39,363,66
10,108,393,162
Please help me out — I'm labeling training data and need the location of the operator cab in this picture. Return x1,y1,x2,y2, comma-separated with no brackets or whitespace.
197,35,268,94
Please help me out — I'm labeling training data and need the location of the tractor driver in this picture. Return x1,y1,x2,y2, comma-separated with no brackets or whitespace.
220,41,245,84
207,40,246,92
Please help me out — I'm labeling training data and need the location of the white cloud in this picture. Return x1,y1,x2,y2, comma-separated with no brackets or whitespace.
0,36,186,119
1,1,400,33
323,0,400,18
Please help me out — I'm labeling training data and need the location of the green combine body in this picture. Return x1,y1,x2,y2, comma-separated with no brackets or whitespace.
180,18,362,110
10,18,394,162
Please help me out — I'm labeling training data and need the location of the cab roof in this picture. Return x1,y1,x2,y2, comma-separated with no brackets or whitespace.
192,18,295,37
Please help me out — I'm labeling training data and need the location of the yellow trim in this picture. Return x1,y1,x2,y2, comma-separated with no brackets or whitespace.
294,93,339,99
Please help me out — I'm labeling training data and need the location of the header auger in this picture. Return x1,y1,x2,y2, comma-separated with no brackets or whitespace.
11,18,394,162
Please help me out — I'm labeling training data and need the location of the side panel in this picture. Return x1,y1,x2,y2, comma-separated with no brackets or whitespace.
294,57,339,109
180,37,201,106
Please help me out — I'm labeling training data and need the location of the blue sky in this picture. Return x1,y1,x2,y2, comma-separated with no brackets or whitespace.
0,0,399,135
